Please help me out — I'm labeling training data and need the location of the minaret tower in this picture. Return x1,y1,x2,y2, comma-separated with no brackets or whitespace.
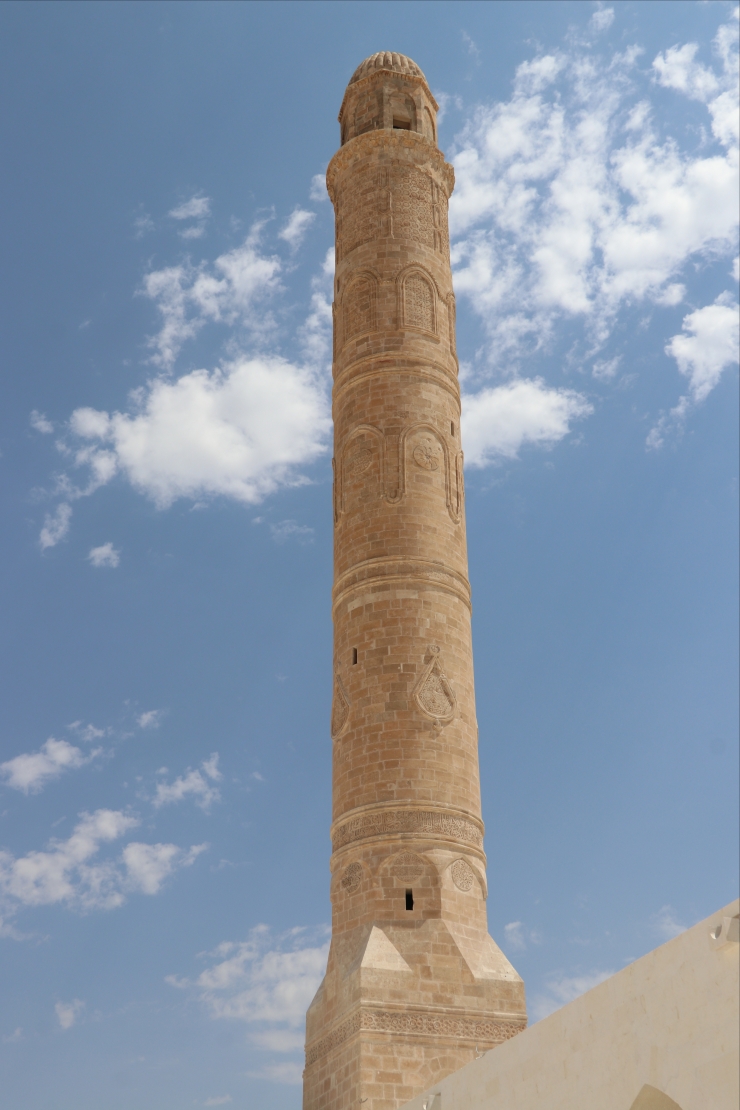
304,53,527,1110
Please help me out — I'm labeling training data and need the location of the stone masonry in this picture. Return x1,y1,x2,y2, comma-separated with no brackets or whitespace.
303,52,527,1110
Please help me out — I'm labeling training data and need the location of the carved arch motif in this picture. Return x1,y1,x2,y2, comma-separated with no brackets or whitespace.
402,270,436,334
400,422,461,523
342,270,378,345
447,292,457,356
337,423,384,517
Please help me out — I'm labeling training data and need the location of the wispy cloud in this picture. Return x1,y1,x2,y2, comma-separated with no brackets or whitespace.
152,755,222,812
502,920,543,952
55,999,84,1030
169,195,211,221
137,710,164,729
269,520,314,545
530,968,615,1021
30,410,54,434
590,6,615,34
87,542,120,568
39,503,72,550
651,904,687,941
167,925,328,1083
278,207,315,251
1,738,101,795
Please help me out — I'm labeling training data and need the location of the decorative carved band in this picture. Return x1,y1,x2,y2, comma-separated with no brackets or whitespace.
332,808,483,851
305,1007,524,1066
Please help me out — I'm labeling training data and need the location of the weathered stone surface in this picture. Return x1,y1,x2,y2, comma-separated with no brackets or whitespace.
303,52,526,1110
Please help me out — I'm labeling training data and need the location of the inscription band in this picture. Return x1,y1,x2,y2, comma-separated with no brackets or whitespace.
332,807,483,852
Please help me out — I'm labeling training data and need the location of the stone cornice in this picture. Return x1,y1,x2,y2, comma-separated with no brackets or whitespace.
327,129,454,203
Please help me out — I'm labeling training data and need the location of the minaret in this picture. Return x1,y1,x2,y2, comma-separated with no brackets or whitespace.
304,53,527,1110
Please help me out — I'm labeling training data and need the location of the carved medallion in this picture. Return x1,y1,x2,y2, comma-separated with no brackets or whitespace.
341,861,363,893
330,673,351,739
390,852,424,882
450,859,475,891
412,647,456,723
412,441,439,471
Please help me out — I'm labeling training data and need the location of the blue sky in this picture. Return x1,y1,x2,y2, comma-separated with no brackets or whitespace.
0,2,737,1106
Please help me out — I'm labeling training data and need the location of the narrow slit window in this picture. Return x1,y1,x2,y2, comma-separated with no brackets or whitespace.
450,422,455,436
352,648,358,665
405,889,414,911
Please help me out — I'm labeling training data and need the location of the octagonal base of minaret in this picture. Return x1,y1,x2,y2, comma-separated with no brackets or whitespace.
303,920,526,1110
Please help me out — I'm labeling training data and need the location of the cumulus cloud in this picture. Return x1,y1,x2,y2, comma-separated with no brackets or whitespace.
449,10,739,366
39,503,72,550
1,738,99,794
168,925,328,1083
530,968,615,1021
461,379,592,467
55,999,84,1030
665,294,739,404
647,293,739,449
0,810,205,916
278,208,315,251
66,355,330,508
153,755,222,812
30,410,53,434
88,542,120,568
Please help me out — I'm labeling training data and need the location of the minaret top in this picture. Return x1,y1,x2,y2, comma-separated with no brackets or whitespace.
348,51,427,86
338,51,439,147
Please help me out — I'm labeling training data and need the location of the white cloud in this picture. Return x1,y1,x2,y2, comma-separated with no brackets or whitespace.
39,503,72,550
590,7,615,33
461,30,481,64
0,738,98,794
68,721,107,742
169,195,211,221
55,999,84,1031
278,207,315,251
153,755,222,811
651,904,687,941
665,294,739,403
137,710,163,729
449,12,738,368
30,410,53,434
141,224,282,368
592,355,621,381
530,968,615,1021
179,224,206,240
168,925,328,1082
269,520,314,544
88,542,120,568
67,355,330,508
309,174,328,202
123,841,206,894
461,379,592,467
503,921,526,951
0,810,204,915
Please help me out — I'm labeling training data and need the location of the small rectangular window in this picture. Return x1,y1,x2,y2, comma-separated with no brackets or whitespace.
405,889,414,911
352,648,358,665
393,118,411,130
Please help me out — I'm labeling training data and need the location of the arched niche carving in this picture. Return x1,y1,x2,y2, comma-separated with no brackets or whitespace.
342,271,378,346
446,291,457,357
338,424,384,515
401,269,436,335
401,422,460,523
628,1086,684,1110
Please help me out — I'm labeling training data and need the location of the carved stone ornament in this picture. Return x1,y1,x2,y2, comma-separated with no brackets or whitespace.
412,646,456,722
390,852,425,881
341,861,363,893
330,673,351,739
450,859,475,891
349,447,373,474
332,808,483,851
412,440,439,470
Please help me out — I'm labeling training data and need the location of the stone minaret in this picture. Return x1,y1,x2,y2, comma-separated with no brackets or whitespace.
304,52,527,1110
